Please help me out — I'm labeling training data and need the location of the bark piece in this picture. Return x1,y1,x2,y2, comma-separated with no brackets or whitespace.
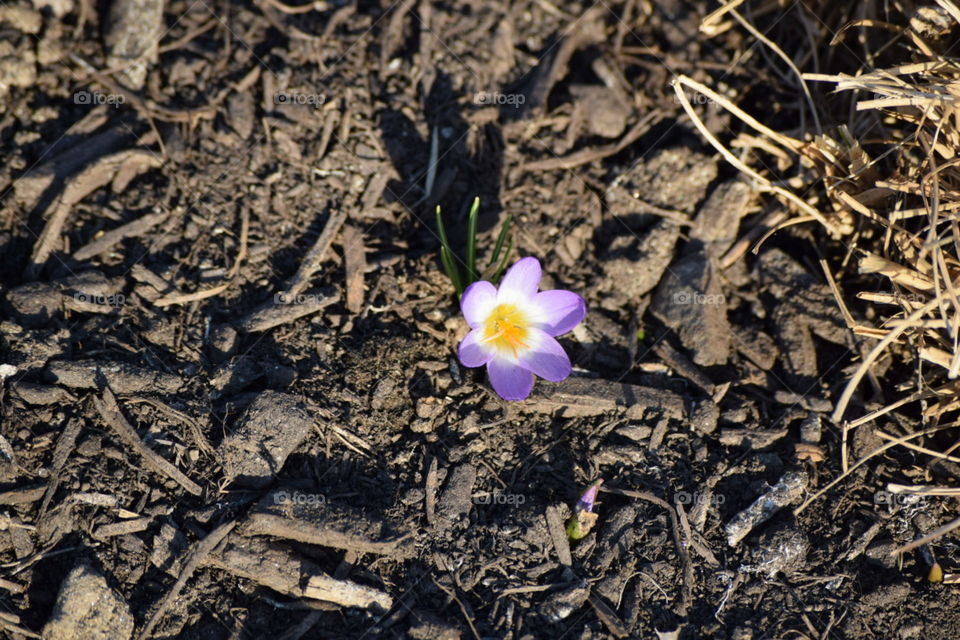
436,464,476,525
342,225,366,314
5,271,123,325
11,382,76,405
27,150,162,278
47,360,183,394
601,220,681,303
525,377,684,420
650,251,731,366
206,536,392,611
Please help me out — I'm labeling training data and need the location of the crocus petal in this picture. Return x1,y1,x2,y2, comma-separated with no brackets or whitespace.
530,290,586,336
488,358,534,401
497,257,541,305
460,280,498,329
517,328,571,381
458,329,495,368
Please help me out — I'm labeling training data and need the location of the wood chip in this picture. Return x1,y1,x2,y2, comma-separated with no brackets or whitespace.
93,516,152,539
237,288,339,332
342,224,366,314
588,591,629,638
47,360,183,394
206,535,390,610
73,210,170,261
285,208,349,299
303,573,392,610
545,505,573,566
0,484,47,505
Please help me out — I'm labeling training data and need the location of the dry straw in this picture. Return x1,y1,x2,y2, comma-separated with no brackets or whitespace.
681,1,960,542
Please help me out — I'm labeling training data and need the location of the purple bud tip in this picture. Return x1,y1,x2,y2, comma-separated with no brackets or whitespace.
575,479,603,513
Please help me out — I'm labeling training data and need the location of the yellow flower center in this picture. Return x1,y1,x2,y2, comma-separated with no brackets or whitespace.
481,303,530,358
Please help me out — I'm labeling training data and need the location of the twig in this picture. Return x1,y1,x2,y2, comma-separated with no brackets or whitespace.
892,514,960,555
285,207,349,299
431,577,482,640
832,298,939,423
672,75,841,235
154,207,249,307
603,486,693,615
138,521,236,639
93,388,202,496
522,110,663,172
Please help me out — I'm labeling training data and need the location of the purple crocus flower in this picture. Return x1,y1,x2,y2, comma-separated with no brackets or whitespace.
457,257,586,401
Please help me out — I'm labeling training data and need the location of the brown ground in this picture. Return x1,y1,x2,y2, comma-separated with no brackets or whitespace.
1,1,960,639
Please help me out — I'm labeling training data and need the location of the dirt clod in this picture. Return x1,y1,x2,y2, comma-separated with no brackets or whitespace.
42,563,134,640
219,391,314,488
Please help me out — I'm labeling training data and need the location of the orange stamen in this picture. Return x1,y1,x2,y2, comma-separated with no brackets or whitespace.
481,304,530,358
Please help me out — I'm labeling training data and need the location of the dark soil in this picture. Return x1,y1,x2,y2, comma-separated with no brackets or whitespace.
1,1,959,639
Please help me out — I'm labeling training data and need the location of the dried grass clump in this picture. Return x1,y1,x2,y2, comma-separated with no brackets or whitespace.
677,1,960,534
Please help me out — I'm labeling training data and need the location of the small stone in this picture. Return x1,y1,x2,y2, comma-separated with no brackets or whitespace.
407,615,462,640
415,398,442,420
104,0,163,89
409,420,434,434
0,46,36,97
799,414,822,444
614,424,652,442
899,620,924,639
570,84,630,138
541,579,589,622
401,488,425,506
